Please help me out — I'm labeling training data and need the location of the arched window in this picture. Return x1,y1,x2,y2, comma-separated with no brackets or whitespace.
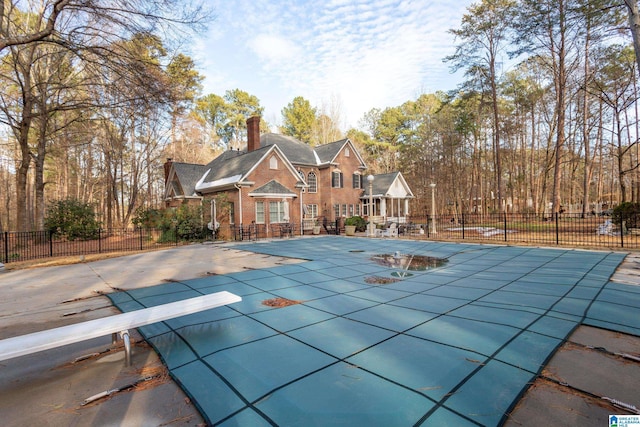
269,156,278,169
307,171,318,193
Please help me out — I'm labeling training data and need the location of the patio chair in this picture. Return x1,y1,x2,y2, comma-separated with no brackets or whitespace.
597,219,614,236
376,222,398,238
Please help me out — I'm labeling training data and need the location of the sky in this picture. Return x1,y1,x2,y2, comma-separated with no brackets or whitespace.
192,0,474,131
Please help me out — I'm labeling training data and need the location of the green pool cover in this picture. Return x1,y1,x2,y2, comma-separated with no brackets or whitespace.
108,238,639,426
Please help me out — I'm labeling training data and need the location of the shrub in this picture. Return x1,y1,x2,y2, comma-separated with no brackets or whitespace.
132,206,163,229
175,204,205,240
45,199,101,240
345,215,367,232
133,205,209,242
612,202,640,229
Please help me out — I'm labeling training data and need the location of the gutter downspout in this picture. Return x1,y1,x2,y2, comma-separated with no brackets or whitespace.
210,199,218,239
300,188,304,236
234,184,243,231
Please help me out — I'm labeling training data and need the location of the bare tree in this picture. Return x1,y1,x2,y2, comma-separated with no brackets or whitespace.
447,0,516,212
0,0,70,52
0,0,209,230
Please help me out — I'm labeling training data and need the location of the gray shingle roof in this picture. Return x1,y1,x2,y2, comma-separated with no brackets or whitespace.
249,180,296,196
370,172,400,195
193,133,369,194
260,133,318,165
199,146,272,187
314,139,348,164
172,162,207,196
360,171,413,199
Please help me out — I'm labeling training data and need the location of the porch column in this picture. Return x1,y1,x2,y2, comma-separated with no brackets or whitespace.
380,198,387,218
299,189,304,236
237,186,242,225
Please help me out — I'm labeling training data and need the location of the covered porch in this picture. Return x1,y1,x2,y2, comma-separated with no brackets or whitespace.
361,172,414,225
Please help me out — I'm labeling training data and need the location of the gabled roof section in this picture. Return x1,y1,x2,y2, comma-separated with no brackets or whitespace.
364,172,414,198
196,147,270,192
195,145,304,193
261,133,317,165
260,134,367,169
167,162,207,198
315,138,366,168
249,180,297,197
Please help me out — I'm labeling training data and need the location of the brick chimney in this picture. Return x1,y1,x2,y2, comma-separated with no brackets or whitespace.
163,158,173,182
247,116,260,152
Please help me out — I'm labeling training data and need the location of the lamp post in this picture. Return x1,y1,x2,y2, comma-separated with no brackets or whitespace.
430,182,437,234
367,174,375,237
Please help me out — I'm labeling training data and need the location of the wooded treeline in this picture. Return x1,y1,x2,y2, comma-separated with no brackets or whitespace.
1,0,640,231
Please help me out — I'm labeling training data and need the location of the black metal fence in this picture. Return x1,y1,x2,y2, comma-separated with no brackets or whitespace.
2,213,637,264
403,212,639,250
0,228,204,264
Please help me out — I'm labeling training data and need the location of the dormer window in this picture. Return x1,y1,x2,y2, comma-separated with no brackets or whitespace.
270,156,278,170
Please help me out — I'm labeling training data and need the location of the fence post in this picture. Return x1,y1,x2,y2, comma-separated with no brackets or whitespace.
3,231,7,263
139,228,143,251
49,230,53,258
462,213,465,240
620,219,625,248
503,212,507,242
555,212,559,245
98,228,102,253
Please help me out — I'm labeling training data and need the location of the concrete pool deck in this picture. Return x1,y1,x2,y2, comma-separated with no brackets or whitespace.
0,237,639,426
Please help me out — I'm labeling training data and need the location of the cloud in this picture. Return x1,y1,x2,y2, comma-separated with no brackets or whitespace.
196,0,472,129
248,34,301,64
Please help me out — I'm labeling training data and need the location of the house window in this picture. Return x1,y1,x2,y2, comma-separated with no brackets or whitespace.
355,204,361,216
342,204,347,217
333,204,340,219
332,171,343,188
308,172,317,193
352,173,362,189
306,204,318,218
255,201,265,224
269,201,287,223
349,204,354,216
345,147,350,157
269,156,278,169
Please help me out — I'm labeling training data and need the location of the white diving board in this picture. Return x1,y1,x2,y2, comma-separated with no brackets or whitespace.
0,291,241,365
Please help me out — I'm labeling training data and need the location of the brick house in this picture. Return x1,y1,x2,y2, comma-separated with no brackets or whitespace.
163,116,414,237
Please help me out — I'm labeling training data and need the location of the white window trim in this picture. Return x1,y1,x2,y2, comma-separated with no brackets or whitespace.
255,201,265,224
269,156,278,170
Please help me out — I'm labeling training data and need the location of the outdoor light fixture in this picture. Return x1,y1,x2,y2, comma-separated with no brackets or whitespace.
367,175,375,237
430,182,437,234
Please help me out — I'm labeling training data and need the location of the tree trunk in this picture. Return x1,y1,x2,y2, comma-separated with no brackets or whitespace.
581,38,592,217
625,0,640,77
551,0,567,214
490,57,503,212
